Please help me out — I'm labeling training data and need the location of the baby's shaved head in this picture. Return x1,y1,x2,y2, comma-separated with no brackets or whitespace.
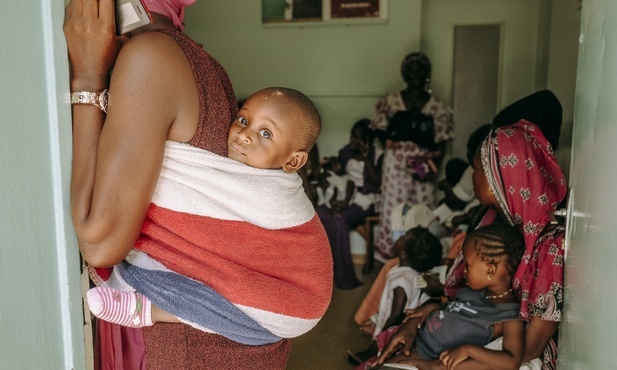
259,87,321,151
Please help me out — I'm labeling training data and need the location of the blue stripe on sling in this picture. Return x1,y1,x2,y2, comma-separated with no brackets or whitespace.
115,262,282,346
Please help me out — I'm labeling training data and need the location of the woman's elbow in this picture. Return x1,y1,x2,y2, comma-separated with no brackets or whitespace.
523,346,545,363
509,356,524,370
72,220,133,267
79,244,125,268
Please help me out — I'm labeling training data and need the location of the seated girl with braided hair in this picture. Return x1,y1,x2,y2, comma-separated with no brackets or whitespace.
362,222,526,370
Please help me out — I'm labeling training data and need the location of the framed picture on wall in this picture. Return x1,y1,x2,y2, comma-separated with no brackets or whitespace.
263,0,322,23
330,0,382,19
262,0,387,24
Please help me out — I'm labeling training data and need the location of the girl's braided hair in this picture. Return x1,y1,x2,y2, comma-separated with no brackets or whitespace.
404,226,442,273
467,222,525,275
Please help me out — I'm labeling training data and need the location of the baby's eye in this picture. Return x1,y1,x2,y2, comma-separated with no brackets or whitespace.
258,129,272,139
237,117,248,126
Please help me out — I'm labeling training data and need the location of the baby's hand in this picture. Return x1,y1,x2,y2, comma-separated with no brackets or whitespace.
439,345,470,370
359,320,376,336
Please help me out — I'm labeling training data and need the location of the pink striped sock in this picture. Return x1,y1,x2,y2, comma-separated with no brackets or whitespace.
87,287,153,327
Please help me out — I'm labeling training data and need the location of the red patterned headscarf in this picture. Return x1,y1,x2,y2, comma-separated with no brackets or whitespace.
479,120,567,250
143,0,196,31
446,120,567,321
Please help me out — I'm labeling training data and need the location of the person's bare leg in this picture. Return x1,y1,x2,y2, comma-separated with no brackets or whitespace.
151,304,180,323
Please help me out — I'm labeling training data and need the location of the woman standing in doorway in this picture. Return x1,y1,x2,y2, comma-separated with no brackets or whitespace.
63,0,304,368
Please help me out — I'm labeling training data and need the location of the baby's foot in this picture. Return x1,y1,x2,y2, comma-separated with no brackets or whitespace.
87,287,153,328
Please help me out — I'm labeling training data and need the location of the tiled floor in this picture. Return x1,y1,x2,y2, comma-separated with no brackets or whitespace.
287,261,382,370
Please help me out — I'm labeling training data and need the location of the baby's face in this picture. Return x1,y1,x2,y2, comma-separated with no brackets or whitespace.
228,91,301,170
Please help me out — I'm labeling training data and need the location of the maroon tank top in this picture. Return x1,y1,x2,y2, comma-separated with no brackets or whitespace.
155,28,237,156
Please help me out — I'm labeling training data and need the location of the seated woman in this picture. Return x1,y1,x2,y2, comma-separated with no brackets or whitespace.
316,119,383,289
372,120,567,370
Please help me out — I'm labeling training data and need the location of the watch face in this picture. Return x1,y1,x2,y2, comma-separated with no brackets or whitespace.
99,89,109,113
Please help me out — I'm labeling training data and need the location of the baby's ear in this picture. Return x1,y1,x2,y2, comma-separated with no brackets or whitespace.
283,150,308,173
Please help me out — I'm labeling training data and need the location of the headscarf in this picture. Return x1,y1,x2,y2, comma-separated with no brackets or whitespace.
143,0,196,31
446,120,567,321
493,90,563,150
479,120,566,249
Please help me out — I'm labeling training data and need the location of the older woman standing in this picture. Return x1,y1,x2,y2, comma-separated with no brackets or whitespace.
370,52,454,258
372,121,567,370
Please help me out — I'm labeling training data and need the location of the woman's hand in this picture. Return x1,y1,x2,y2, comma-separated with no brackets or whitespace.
404,302,440,326
371,355,444,370
64,0,122,89
371,319,420,367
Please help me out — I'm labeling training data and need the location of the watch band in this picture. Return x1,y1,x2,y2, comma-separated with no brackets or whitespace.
70,89,109,113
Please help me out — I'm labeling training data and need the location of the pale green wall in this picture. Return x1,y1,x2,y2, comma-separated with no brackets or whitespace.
0,0,85,368
560,1,617,367
0,0,580,368
185,0,578,164
185,0,423,157
421,0,578,177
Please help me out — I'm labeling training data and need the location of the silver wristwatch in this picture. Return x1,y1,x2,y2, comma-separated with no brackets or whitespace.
70,89,109,113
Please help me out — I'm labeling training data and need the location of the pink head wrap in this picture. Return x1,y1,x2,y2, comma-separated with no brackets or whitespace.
143,0,196,31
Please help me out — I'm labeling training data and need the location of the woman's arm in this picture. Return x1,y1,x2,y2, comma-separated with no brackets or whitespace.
66,2,199,267
439,320,524,370
412,317,558,370
523,317,558,362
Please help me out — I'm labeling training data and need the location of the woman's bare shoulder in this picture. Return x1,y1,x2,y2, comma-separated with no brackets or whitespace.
111,30,195,100
117,31,185,66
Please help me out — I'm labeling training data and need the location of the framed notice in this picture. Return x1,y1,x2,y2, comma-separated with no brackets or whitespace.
330,0,382,19
263,0,387,25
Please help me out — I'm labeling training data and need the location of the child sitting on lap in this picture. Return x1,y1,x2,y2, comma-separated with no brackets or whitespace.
366,222,526,370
